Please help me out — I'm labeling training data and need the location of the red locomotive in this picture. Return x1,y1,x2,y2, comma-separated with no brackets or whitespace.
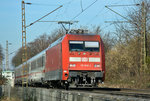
15,32,105,88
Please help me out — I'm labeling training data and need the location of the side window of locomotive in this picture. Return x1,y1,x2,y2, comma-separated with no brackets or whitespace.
84,41,99,52
69,41,84,51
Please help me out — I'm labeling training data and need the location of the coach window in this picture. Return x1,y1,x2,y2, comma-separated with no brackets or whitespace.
19,68,21,76
84,41,99,52
42,55,45,67
69,41,84,51
37,57,42,68
27,64,29,72
31,60,36,70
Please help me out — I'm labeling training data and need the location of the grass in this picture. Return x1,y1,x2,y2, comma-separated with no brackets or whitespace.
0,97,21,101
102,73,150,89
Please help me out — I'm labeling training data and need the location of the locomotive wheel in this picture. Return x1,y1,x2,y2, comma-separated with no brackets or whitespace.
64,81,69,90
65,84,69,90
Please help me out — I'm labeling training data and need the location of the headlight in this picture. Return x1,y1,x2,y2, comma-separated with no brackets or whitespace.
70,64,76,67
94,64,100,67
64,70,67,73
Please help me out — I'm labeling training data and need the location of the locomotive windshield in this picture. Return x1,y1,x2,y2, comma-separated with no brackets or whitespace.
69,41,99,52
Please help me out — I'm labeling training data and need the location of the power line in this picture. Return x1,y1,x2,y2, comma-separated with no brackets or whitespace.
80,0,83,12
101,23,114,30
71,0,98,21
105,21,129,23
105,5,139,27
86,6,105,25
106,4,140,7
26,5,63,28
62,0,75,5
38,21,78,33
45,10,62,33
38,21,78,23
25,2,61,6
86,0,131,25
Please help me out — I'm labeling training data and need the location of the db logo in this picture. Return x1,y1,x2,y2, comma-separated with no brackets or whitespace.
82,57,88,62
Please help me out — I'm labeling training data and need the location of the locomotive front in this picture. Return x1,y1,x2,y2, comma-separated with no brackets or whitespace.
62,34,105,87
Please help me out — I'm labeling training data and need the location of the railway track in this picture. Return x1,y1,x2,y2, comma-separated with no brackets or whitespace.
14,85,150,99
68,87,150,99
12,86,150,100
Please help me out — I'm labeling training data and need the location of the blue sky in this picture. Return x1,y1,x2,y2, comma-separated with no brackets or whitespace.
0,0,135,69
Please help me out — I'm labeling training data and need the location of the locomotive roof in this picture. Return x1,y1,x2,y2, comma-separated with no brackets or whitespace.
47,35,65,49
67,33,96,35
47,33,99,49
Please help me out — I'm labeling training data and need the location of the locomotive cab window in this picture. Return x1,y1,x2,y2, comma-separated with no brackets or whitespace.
69,41,99,52
69,41,84,51
85,41,99,52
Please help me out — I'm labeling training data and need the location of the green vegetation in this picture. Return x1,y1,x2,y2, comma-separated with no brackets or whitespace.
0,97,21,101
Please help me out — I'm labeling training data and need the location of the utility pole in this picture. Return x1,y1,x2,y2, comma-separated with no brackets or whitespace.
21,1,62,88
22,0,28,87
5,41,8,71
5,40,11,71
140,2,147,72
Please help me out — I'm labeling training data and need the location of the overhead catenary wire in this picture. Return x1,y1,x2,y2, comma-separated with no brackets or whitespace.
25,0,76,34
86,6,106,25
62,0,75,6
106,4,140,7
80,0,83,12
23,1,63,36
25,0,130,34
24,0,75,29
71,0,98,21
85,0,113,25
24,0,98,31
26,5,63,28
105,5,140,27
105,21,129,23
25,2,61,6
86,0,132,25
105,3,140,25
101,23,114,30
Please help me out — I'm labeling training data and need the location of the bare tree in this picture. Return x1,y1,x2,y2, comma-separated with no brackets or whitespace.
28,34,50,58
12,28,65,67
105,0,150,88
12,48,22,67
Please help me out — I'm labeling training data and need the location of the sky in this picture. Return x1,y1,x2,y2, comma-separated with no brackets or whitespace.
0,0,136,69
